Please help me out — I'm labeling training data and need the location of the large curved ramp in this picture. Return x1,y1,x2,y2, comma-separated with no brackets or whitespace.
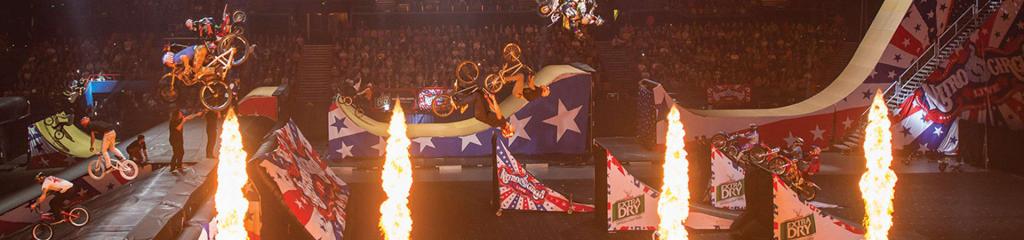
336,65,588,138
641,0,912,148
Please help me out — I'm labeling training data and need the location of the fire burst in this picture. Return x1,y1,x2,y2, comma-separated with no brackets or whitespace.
214,109,250,239
859,90,898,240
656,106,689,240
379,100,413,240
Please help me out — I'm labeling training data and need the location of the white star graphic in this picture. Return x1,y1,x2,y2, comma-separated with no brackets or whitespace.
338,142,354,159
810,125,826,141
295,198,306,209
783,132,798,146
927,11,934,19
542,100,583,143
902,38,911,47
508,114,533,146
870,70,878,79
459,133,482,151
370,136,386,156
413,137,436,152
918,143,929,152
933,126,944,136
888,71,897,79
842,117,854,129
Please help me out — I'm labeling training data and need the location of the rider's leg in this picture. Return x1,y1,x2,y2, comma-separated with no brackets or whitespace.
106,132,126,161
48,191,68,215
194,46,208,72
512,73,547,101
181,55,193,75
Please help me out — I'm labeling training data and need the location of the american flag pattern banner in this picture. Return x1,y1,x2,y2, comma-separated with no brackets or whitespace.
496,137,593,212
25,125,76,170
605,150,659,231
708,147,746,210
0,164,154,235
772,175,864,240
328,74,591,160
255,121,350,240
893,0,1024,154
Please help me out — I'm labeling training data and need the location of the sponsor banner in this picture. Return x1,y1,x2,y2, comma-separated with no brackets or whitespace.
328,74,591,160
497,137,593,212
708,147,745,210
606,150,660,231
606,150,734,231
256,122,349,240
772,175,863,240
706,84,752,107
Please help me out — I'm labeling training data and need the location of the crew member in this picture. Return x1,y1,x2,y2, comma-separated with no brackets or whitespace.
126,135,148,163
205,110,222,159
169,109,204,173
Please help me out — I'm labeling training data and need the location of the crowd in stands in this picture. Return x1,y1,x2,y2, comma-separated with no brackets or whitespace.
614,19,846,108
329,24,595,89
237,34,304,92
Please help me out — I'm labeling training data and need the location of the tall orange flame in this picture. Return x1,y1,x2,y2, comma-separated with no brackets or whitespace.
214,109,250,239
657,106,689,240
859,90,898,240
379,100,413,240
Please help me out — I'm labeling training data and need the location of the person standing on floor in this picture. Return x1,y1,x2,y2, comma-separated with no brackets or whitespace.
204,109,222,159
169,108,203,173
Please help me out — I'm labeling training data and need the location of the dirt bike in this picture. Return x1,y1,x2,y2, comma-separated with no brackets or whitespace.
87,158,140,180
714,133,820,200
30,207,89,240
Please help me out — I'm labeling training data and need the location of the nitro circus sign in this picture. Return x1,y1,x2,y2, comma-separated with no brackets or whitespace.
715,180,744,202
612,195,645,221
780,215,816,240
499,168,548,201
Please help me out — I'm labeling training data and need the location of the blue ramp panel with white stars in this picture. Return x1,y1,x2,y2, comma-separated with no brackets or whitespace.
327,74,591,160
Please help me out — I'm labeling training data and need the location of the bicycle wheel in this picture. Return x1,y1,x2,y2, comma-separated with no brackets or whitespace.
200,81,233,111
32,223,53,240
159,73,178,102
431,94,456,117
455,61,480,86
87,160,106,180
232,10,247,23
220,34,251,66
52,130,65,142
503,43,522,63
68,207,90,226
484,74,504,94
231,25,245,35
118,160,140,180
44,117,55,127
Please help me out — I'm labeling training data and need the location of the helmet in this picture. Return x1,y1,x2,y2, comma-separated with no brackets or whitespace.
749,123,758,129
35,172,45,181
185,19,195,30
795,138,804,144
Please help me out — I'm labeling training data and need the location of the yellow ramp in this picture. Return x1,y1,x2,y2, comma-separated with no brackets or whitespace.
338,65,588,138
34,113,102,158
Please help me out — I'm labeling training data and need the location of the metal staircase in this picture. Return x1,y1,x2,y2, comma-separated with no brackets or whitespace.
832,0,1003,151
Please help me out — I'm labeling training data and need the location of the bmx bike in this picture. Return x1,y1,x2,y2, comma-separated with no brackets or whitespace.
87,158,139,180
429,61,489,118
30,207,89,240
482,43,534,94
159,10,252,111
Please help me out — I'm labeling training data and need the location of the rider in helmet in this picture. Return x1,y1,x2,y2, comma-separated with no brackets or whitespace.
790,137,805,161
161,19,214,76
741,123,760,150
31,173,75,217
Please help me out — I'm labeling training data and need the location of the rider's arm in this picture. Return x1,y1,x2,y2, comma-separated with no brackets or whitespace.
34,189,49,208
89,132,95,150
